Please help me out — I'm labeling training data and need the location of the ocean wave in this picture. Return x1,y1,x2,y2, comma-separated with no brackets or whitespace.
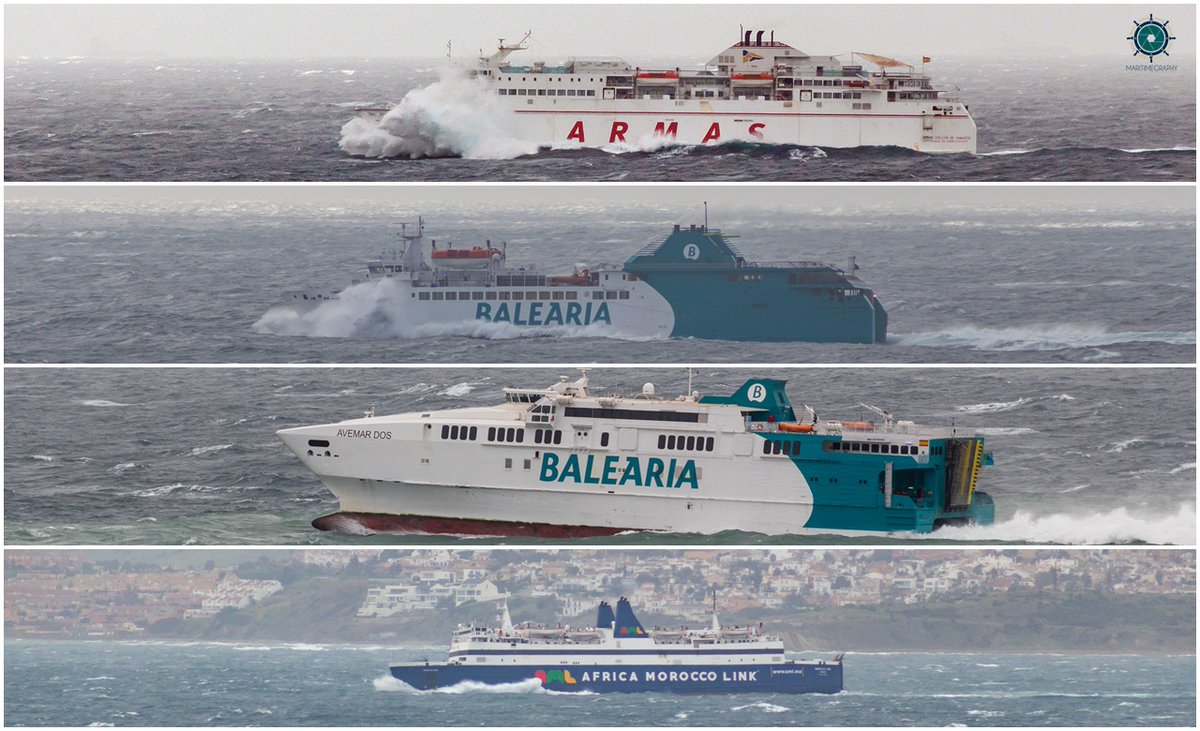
732,701,791,713
77,399,130,407
374,675,554,695
892,324,1195,351
189,444,233,457
929,503,1195,545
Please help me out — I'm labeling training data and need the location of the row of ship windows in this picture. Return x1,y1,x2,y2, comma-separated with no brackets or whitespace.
441,425,478,441
505,77,599,83
532,429,565,445
812,92,864,100
500,88,599,97
657,434,716,452
417,290,631,301
563,406,702,424
827,441,920,455
764,440,803,456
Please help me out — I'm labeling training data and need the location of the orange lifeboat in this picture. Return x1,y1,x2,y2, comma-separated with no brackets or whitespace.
778,423,814,433
637,71,679,79
841,421,875,430
430,245,502,270
731,72,773,80
548,267,591,286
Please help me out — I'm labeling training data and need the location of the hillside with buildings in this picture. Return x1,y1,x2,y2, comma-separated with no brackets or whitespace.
5,549,1193,653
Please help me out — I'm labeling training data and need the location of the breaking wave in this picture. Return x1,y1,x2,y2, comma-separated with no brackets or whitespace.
891,325,1195,351
955,394,1073,415
252,279,661,341
373,675,553,695
338,69,539,159
928,503,1195,545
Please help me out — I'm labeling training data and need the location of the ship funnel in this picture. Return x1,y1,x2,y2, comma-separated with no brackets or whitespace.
755,30,765,46
614,597,648,638
595,601,615,630
744,30,752,45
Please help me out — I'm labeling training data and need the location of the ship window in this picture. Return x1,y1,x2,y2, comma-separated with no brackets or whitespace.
619,290,630,299
668,435,677,450
658,434,666,449
849,443,859,452
473,292,484,300
516,429,525,443
432,292,444,300
308,439,330,448
524,459,532,469
450,425,459,439
498,89,507,95
505,458,512,469
762,440,771,455
441,425,450,439
557,89,566,96
600,432,610,447
419,292,430,300
686,436,696,450
554,431,563,444
539,291,550,299
706,437,714,452
593,291,604,299
871,444,880,453
889,444,898,454
499,291,510,300
512,291,523,300
534,430,543,444
565,291,577,300
587,90,596,96
605,291,618,299
445,292,457,301
488,427,496,441
469,426,477,440
537,89,545,96
486,292,497,300
568,89,577,96
862,102,871,109
792,442,802,456
552,291,564,300
526,291,537,300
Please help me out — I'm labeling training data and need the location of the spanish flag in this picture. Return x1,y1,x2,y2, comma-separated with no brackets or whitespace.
922,56,931,63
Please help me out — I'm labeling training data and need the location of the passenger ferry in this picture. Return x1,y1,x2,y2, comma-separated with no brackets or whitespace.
390,597,844,693
277,373,995,537
354,28,975,154
288,218,887,343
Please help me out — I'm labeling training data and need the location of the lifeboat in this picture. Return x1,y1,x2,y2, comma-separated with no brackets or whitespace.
778,423,815,433
841,421,875,431
637,71,679,78
549,267,591,286
430,245,502,270
731,72,773,81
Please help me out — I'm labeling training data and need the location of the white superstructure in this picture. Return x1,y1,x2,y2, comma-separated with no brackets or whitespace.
360,28,975,154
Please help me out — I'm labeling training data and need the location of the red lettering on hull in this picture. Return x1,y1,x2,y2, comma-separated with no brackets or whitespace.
567,120,585,142
312,511,632,538
609,121,628,143
701,122,721,143
653,121,679,138
748,123,765,140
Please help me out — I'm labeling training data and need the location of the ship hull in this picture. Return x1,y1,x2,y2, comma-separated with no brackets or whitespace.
390,661,843,694
508,100,976,154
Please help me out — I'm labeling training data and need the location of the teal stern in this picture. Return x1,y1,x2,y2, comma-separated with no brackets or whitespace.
622,225,886,344
705,379,996,535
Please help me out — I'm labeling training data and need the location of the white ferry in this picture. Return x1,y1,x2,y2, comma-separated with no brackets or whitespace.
277,373,995,537
390,597,843,693
352,28,975,154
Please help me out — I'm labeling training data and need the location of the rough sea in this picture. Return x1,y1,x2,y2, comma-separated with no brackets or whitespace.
4,55,1195,181
4,641,1194,727
4,197,1194,364
4,367,1194,546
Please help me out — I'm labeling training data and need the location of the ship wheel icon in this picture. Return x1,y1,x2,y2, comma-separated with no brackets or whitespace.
1127,14,1175,62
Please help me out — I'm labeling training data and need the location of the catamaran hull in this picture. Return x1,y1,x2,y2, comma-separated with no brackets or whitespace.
390,661,843,693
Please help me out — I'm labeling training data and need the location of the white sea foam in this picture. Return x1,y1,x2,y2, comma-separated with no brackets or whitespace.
732,701,791,713
78,399,130,407
1119,145,1196,153
338,68,539,160
32,454,55,462
437,382,482,397
974,427,1039,436
928,503,1196,545
892,325,1195,351
189,444,233,457
955,397,1036,414
373,675,551,695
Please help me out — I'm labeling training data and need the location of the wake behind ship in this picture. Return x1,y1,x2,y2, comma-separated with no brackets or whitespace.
343,27,976,155
286,219,887,344
277,373,995,537
390,597,843,694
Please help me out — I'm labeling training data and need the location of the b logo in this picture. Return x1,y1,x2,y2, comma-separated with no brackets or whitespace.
683,244,700,260
747,383,767,402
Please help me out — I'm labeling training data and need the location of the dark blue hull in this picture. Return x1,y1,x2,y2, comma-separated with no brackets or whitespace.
390,661,843,694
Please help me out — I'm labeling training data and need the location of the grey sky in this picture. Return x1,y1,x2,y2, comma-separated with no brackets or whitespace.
5,184,1194,215
5,4,1196,60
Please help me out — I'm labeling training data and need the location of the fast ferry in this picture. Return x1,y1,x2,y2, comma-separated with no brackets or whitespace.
350,28,975,154
390,597,843,693
276,373,995,537
287,218,887,343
